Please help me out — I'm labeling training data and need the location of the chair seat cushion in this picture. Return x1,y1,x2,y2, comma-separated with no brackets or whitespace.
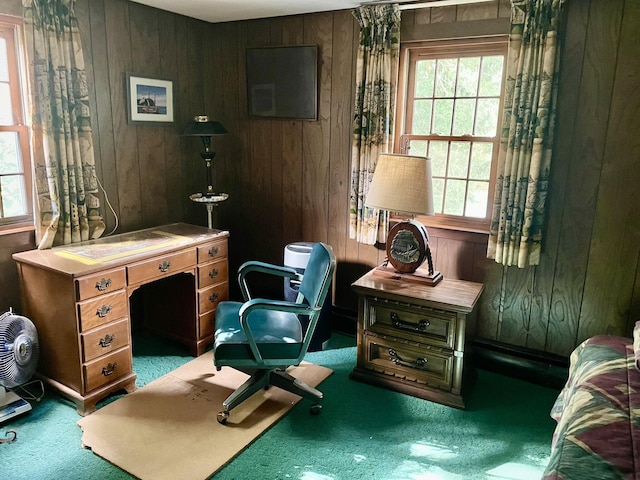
214,301,304,363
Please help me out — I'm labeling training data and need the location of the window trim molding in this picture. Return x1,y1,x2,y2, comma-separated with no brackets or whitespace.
394,35,509,233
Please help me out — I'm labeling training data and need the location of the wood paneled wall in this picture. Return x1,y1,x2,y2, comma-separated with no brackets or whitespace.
1,0,638,360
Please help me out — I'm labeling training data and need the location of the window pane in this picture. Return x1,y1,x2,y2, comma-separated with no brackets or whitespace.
0,83,12,125
456,57,480,97
479,55,504,97
443,179,465,215
435,58,457,97
448,142,470,178
433,99,453,135
412,99,432,134
475,98,500,136
469,142,493,180
0,131,21,173
428,140,448,177
1,174,27,217
0,38,7,82
466,180,489,217
432,177,444,213
415,59,435,97
452,98,475,136
408,139,427,156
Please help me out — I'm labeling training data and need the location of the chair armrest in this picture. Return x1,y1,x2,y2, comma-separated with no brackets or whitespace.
237,261,302,301
238,298,321,365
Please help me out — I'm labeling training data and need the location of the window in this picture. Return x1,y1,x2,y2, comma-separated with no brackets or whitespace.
396,38,507,231
0,17,32,229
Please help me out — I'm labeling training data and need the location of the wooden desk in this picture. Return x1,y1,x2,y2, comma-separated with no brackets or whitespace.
350,271,483,409
12,223,229,415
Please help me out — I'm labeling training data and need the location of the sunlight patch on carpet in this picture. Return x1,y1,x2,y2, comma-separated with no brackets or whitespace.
409,440,459,460
486,461,547,480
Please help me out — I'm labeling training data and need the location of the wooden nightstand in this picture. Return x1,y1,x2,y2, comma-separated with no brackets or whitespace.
350,270,483,409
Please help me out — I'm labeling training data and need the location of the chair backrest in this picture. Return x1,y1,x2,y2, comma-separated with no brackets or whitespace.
297,243,336,312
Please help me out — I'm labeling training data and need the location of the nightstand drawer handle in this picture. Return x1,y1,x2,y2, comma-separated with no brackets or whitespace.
391,312,430,332
99,333,115,348
95,278,112,291
389,349,427,370
102,362,117,376
209,292,219,303
96,305,112,318
208,246,219,257
208,268,219,279
158,261,171,272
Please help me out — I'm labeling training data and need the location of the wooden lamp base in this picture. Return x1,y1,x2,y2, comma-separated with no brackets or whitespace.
372,264,443,286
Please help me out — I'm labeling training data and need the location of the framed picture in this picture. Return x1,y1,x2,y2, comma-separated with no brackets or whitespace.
126,73,174,125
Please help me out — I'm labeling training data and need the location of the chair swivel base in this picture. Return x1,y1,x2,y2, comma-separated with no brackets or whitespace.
217,367,323,424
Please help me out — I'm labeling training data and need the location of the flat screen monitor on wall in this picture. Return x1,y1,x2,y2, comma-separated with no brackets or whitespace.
246,45,318,120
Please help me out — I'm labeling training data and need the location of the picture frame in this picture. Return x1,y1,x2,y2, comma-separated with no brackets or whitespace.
126,73,174,125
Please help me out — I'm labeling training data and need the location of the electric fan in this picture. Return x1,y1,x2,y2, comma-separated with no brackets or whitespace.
0,310,39,426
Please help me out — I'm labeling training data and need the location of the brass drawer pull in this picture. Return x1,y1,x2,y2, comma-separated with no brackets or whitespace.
95,278,112,291
99,334,115,348
102,362,117,376
96,305,112,318
158,261,171,272
209,292,219,303
208,268,219,279
208,246,219,257
389,349,427,370
391,312,430,332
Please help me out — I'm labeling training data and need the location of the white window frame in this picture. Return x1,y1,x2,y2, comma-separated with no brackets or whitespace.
0,16,33,232
395,37,508,233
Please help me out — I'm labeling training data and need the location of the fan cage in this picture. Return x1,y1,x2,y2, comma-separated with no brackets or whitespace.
0,313,40,389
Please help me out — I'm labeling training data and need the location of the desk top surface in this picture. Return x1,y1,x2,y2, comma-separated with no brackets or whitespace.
12,223,229,277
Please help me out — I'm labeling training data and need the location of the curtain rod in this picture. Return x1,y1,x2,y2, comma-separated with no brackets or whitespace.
360,0,493,10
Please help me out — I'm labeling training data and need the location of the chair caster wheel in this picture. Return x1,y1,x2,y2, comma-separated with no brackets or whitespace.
310,403,322,415
217,411,229,424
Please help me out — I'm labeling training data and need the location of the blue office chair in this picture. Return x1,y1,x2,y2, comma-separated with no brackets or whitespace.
213,242,336,424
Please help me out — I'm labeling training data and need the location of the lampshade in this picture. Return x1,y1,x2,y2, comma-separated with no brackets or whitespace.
182,115,228,136
365,153,434,216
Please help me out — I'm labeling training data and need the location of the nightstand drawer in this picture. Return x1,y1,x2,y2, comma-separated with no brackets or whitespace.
81,318,130,362
367,299,456,349
83,346,132,392
197,240,228,263
127,249,196,286
78,290,128,332
197,258,228,289
363,333,454,390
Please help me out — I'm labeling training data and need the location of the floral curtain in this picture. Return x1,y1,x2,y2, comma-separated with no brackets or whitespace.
349,4,400,245
23,0,105,249
487,0,566,267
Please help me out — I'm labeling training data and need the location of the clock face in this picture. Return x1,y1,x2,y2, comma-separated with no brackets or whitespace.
386,220,428,273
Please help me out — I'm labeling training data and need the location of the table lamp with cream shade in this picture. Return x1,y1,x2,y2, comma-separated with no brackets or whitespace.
365,153,442,286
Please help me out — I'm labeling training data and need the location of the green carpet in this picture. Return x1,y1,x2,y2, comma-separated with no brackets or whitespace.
0,333,559,479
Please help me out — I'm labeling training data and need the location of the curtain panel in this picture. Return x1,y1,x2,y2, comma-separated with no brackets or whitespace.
487,0,566,267
23,0,105,248
349,4,400,245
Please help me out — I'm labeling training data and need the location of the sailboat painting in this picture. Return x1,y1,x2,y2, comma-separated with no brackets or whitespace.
126,73,174,125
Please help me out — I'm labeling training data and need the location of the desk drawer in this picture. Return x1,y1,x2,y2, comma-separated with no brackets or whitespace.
197,240,228,263
83,346,132,392
78,290,128,332
127,249,196,285
363,333,454,390
367,299,456,350
76,268,126,301
197,258,228,289
199,310,216,338
198,282,229,315
81,318,130,362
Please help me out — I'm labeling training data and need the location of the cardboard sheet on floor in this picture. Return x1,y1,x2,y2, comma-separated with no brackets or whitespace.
78,354,332,480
